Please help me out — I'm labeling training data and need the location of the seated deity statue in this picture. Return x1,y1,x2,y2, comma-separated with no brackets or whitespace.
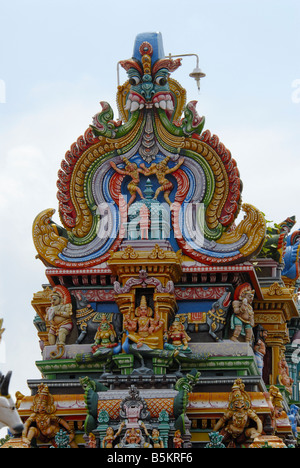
92,314,118,352
123,295,163,349
164,316,191,353
22,383,78,448
213,378,262,447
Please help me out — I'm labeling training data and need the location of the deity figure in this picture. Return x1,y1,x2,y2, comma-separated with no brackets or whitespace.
268,385,288,431
278,348,294,394
45,285,73,346
288,404,299,437
230,283,255,342
150,428,164,448
88,433,97,448
92,314,118,353
173,429,183,448
115,427,152,448
253,325,268,375
164,316,191,353
123,295,164,349
213,378,262,447
110,158,147,207
102,423,125,448
22,383,78,448
141,156,185,205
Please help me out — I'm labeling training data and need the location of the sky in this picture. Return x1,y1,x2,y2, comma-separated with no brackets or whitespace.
0,0,300,408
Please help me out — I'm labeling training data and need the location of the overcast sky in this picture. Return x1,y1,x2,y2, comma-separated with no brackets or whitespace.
0,0,300,404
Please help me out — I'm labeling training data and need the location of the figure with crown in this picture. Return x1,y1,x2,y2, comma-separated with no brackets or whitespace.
123,295,164,349
213,379,262,447
21,384,78,448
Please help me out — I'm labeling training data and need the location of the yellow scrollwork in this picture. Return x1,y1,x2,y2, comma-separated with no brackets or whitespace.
217,203,266,258
32,208,68,266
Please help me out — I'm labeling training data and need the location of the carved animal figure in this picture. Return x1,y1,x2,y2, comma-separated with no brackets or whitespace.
185,289,232,341
206,289,232,341
73,293,122,344
0,371,24,435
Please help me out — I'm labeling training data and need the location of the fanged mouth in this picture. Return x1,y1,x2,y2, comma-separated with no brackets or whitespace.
124,92,145,112
125,92,174,119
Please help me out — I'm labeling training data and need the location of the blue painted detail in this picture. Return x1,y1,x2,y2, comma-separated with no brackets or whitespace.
122,332,130,354
177,301,214,314
181,165,195,203
178,203,241,258
132,32,165,64
58,202,120,262
282,232,300,280
102,167,116,202
88,302,119,313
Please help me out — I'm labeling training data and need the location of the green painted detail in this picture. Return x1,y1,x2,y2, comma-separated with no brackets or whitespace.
80,376,108,435
173,368,200,435
90,103,140,139
157,106,205,137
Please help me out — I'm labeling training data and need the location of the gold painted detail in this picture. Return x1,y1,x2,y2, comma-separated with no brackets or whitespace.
148,244,166,259
60,113,144,240
32,208,68,266
121,246,139,259
218,203,266,257
266,282,284,296
183,139,229,230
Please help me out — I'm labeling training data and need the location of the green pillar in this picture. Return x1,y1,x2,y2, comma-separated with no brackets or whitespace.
158,410,170,448
96,409,110,448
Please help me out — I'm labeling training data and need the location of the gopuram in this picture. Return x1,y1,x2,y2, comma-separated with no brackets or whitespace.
4,32,300,449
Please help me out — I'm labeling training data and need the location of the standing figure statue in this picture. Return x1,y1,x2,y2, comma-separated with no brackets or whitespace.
173,429,184,448
110,158,147,207
150,429,164,448
45,285,73,346
102,424,125,448
141,156,184,205
253,325,268,375
278,348,294,395
230,283,255,342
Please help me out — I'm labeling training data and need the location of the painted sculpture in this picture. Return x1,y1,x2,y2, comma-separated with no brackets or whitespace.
164,316,192,353
102,425,125,448
230,283,255,342
0,371,24,437
213,379,263,447
23,31,300,449
123,295,164,349
91,314,119,352
45,286,73,347
21,383,78,448
0,325,24,437
278,348,294,395
32,32,266,270
253,325,268,376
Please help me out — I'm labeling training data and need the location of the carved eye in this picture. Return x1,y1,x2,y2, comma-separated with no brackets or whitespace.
155,76,167,86
129,76,141,86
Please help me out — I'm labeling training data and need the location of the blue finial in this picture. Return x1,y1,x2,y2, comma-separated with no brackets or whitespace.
132,32,165,64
